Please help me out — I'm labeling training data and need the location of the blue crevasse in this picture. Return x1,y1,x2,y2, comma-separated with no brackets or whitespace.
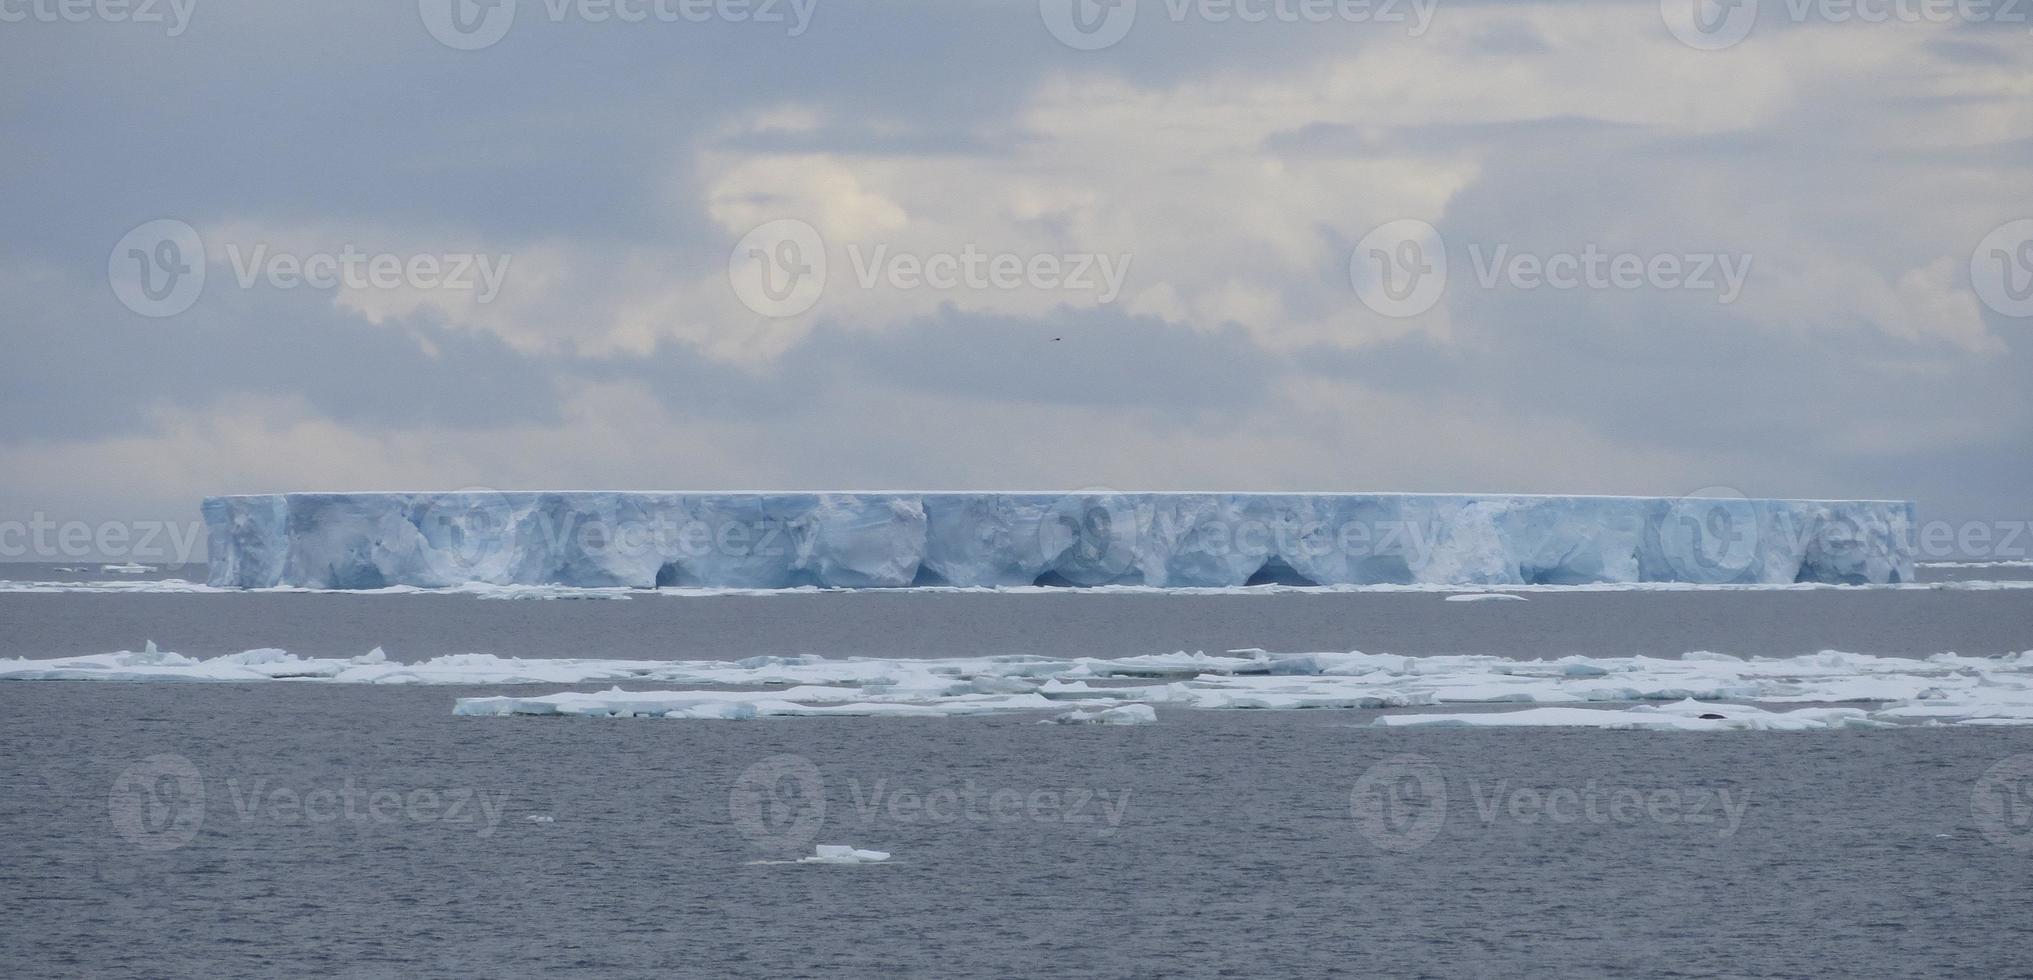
200,491,1917,589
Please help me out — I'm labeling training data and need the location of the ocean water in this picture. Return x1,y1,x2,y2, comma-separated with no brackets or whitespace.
1,561,2030,661
3,563,2032,977
7,686,2033,978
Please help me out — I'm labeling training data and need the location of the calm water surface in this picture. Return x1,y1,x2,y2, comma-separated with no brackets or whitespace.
3,565,2031,977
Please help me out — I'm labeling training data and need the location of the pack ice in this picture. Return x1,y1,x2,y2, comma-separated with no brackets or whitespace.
10,645,2031,728
202,492,1916,589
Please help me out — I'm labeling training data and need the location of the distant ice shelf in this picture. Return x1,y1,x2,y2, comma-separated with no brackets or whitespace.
202,491,1916,590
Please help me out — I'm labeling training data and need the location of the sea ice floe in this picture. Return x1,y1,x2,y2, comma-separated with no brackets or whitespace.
1373,698,1888,731
799,845,890,865
9,644,2033,729
1049,703,1158,725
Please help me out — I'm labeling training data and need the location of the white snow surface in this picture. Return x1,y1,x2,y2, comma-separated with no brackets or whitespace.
202,491,1916,589
11,643,2033,727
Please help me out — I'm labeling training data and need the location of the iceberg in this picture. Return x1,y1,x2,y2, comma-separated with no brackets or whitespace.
200,491,1918,590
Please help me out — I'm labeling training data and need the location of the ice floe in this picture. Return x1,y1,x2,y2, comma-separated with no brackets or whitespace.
1373,699,1888,731
1049,703,1158,725
798,845,890,864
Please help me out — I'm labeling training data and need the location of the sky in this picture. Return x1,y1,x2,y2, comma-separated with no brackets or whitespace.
2,0,2029,543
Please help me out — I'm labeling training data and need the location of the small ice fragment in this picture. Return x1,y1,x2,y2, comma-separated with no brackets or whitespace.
1444,593,1527,602
799,844,890,864
526,814,554,823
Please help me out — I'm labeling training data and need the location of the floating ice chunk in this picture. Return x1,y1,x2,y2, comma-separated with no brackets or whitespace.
526,814,554,823
1050,703,1157,725
101,563,153,574
1375,698,1887,731
1443,593,1528,602
799,845,890,864
451,685,1057,719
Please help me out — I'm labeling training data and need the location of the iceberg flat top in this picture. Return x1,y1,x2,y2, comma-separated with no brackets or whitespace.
202,491,1917,590
204,490,1912,504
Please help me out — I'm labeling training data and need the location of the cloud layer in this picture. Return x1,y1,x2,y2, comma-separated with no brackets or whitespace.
2,0,2028,530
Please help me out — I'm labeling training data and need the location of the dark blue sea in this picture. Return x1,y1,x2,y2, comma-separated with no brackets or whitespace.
3,563,2032,977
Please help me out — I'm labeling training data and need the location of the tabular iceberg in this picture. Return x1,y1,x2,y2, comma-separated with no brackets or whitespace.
201,491,1916,590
